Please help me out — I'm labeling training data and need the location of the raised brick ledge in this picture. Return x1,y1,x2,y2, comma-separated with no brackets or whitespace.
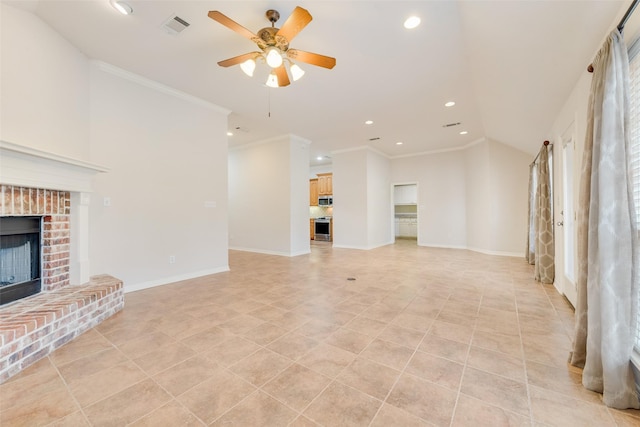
0,275,124,383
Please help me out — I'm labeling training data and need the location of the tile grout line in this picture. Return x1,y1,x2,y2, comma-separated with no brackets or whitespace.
448,286,481,427
365,289,447,427
513,277,536,427
41,354,93,427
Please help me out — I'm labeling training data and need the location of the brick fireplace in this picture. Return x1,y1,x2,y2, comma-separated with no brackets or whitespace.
1,186,72,297
0,141,124,383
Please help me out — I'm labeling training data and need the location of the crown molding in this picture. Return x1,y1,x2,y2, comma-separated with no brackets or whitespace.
92,60,231,115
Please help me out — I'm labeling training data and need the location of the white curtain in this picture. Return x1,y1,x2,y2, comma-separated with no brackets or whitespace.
570,29,640,409
533,146,554,283
526,163,537,265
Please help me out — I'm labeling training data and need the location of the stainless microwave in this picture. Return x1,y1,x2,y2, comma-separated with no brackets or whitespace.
318,196,333,206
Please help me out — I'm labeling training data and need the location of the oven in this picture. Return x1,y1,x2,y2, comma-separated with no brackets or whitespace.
314,218,331,241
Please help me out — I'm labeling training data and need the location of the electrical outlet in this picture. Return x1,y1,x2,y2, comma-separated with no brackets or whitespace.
103,197,111,207
169,255,176,264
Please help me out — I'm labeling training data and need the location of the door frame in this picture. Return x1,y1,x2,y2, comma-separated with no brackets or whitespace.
553,120,578,308
391,182,419,244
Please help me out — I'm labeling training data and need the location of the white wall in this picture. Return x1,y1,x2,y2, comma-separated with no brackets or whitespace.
464,142,491,250
229,135,310,256
391,150,467,249
367,150,393,248
289,136,312,256
333,149,368,248
0,3,90,160
391,139,530,255
486,140,531,255
332,147,392,249
88,63,230,291
465,139,531,255
1,4,232,292
310,165,332,178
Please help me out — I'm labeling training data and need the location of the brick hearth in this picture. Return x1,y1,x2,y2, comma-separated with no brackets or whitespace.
0,184,124,383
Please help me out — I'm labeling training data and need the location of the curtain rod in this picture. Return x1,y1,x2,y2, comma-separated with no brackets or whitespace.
531,140,551,166
588,0,640,72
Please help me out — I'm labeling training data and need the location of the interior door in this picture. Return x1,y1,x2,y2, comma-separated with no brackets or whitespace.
555,125,577,307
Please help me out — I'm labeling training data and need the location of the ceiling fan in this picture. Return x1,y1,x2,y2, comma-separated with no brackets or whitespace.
208,6,336,87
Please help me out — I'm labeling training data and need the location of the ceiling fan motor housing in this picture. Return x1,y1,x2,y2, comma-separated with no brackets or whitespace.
256,27,289,51
265,9,280,24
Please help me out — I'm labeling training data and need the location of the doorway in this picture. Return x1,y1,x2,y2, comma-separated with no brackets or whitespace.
554,124,577,307
393,183,418,244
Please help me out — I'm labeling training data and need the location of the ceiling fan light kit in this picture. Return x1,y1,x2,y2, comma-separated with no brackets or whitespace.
266,72,279,88
240,58,256,77
208,6,336,88
265,47,283,68
289,63,305,81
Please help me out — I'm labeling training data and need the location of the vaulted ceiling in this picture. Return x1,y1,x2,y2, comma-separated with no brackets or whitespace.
8,1,625,165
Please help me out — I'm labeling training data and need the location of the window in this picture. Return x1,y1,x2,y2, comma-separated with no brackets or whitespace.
628,39,640,349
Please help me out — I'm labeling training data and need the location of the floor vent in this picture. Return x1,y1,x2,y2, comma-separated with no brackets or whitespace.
162,15,190,35
442,122,461,128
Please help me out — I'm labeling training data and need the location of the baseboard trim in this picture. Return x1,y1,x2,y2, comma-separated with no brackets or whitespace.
229,246,310,257
332,241,393,250
631,349,640,396
416,243,523,258
466,247,524,258
124,267,230,293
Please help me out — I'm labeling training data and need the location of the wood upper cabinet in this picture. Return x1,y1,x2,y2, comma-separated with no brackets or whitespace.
309,179,318,206
317,173,333,196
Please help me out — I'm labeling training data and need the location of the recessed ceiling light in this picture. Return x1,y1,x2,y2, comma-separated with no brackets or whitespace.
445,101,456,107
404,16,421,29
396,141,403,145
111,0,133,15
365,120,373,125
317,156,323,160
227,131,233,136
459,131,468,135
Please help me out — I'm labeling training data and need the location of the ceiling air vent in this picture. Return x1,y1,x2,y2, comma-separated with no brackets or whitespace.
368,137,381,141
162,15,190,35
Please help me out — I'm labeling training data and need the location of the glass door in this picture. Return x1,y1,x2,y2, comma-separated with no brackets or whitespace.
555,126,577,307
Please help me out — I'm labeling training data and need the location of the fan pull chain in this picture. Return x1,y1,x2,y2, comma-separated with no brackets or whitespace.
268,88,271,118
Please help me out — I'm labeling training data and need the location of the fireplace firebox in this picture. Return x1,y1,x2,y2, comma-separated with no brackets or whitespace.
0,216,42,305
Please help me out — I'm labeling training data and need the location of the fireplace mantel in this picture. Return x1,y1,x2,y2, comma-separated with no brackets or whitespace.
0,140,109,192
1,140,109,288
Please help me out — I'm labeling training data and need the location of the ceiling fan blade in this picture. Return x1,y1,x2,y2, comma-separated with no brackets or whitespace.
276,6,312,43
217,52,261,67
275,65,291,87
208,11,256,41
287,49,336,69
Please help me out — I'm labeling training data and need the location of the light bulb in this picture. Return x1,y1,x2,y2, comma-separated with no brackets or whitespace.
404,16,420,29
240,59,256,77
266,72,279,88
265,47,283,68
290,64,305,81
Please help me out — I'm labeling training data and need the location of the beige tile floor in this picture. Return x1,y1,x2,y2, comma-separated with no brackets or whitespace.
2,240,640,426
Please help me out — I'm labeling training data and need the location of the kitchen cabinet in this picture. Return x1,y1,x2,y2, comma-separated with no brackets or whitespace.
317,173,332,196
330,219,333,242
310,219,315,240
309,179,318,206
396,216,417,238
394,184,417,205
